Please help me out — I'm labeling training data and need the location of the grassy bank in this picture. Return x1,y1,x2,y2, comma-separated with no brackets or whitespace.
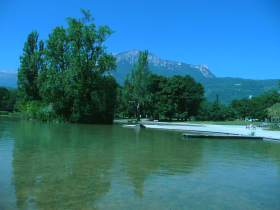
8,112,21,118
0,111,9,115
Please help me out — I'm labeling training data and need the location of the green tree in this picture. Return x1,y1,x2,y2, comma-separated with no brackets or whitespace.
183,75,205,120
231,90,280,120
196,100,212,121
267,103,280,118
157,75,204,121
124,50,152,121
231,98,249,119
17,31,44,102
115,85,124,118
0,87,10,111
39,9,117,123
122,76,136,118
8,89,21,111
199,95,237,121
210,94,222,121
156,77,175,120
146,74,166,120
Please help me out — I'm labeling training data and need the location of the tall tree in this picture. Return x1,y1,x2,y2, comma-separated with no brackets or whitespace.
0,87,10,111
121,78,136,118
157,75,204,121
17,31,44,102
196,100,212,121
39,9,117,122
183,75,205,120
267,103,280,118
124,50,152,121
146,74,166,120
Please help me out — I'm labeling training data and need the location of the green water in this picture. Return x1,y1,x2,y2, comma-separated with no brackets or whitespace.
0,117,280,209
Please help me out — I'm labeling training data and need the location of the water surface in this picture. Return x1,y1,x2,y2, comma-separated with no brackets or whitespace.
0,117,280,209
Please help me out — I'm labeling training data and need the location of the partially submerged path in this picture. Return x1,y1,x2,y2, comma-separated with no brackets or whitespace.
116,120,280,141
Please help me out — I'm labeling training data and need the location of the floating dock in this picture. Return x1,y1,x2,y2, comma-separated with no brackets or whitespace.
182,133,263,139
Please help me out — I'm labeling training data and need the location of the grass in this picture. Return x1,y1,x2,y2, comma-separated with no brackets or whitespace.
267,124,280,131
0,111,9,115
8,112,21,118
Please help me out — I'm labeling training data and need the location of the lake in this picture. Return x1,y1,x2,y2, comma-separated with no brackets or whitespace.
0,117,280,209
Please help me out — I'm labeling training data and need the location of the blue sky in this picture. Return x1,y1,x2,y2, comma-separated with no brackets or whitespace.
0,0,279,79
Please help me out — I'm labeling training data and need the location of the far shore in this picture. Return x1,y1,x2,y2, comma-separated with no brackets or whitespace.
115,120,280,141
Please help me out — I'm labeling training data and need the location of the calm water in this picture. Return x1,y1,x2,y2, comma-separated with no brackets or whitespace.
0,117,280,209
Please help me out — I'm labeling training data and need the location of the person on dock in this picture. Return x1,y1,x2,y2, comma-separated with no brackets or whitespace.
246,123,256,130
250,123,256,130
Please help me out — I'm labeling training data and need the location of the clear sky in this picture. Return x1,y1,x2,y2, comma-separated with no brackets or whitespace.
1,0,279,79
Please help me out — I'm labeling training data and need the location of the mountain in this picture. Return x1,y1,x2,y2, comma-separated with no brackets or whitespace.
111,49,215,84
111,50,279,104
1,50,279,104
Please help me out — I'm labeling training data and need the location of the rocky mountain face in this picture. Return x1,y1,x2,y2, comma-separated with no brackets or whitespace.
113,49,215,79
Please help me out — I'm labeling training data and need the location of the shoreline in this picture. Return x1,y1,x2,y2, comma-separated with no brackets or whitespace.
119,122,280,141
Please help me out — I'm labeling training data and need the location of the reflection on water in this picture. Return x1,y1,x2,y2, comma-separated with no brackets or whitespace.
0,117,280,209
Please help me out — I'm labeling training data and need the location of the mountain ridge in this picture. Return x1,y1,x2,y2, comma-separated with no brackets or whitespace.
111,50,278,104
0,50,279,104
113,49,215,79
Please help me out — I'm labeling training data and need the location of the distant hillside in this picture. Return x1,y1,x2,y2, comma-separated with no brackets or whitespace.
112,50,279,104
111,49,215,84
1,50,279,104
0,70,17,89
198,77,279,104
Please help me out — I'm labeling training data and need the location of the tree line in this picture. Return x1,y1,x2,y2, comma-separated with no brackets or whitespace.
0,87,19,112
114,51,238,121
115,53,280,121
230,89,280,120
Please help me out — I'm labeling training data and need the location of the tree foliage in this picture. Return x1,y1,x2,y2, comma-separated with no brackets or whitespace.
156,75,204,120
196,95,237,121
0,87,19,112
267,103,280,118
120,70,205,121
123,50,152,120
17,9,117,123
17,31,44,102
230,90,280,120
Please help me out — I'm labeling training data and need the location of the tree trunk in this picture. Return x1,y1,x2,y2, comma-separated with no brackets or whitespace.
137,103,140,121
